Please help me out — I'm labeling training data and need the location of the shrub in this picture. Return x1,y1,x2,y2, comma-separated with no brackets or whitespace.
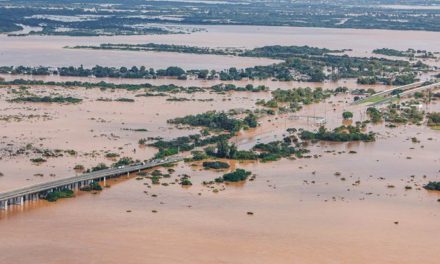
30,157,46,163
222,169,252,182
112,157,133,167
181,178,192,186
203,161,230,169
80,182,103,192
45,189,74,202
342,111,353,120
90,163,108,172
424,182,440,191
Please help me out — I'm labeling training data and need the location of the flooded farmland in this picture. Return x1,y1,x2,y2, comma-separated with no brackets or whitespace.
0,24,440,264
1,25,440,68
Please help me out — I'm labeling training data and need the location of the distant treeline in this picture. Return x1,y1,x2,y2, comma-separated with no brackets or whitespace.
0,79,269,94
0,44,430,84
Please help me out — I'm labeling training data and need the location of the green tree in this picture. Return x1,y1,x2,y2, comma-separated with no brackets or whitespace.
229,143,238,159
342,111,353,120
216,139,230,158
244,113,258,128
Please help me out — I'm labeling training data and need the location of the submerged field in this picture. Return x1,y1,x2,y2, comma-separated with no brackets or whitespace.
0,23,440,264
0,79,439,263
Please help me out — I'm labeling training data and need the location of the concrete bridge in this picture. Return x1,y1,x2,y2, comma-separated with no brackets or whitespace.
370,81,426,97
372,81,440,106
353,80,435,105
0,156,182,210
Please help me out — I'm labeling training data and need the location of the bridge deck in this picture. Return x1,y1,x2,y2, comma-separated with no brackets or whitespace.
0,156,182,202
353,80,431,105
372,82,440,106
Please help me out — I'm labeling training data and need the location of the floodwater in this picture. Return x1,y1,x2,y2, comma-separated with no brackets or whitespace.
0,85,268,191
0,73,394,91
0,82,439,264
1,25,440,69
1,25,440,264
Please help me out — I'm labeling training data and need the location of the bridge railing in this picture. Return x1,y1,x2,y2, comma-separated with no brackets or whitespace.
0,156,183,204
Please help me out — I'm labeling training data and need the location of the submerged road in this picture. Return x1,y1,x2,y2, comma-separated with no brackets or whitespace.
0,156,183,210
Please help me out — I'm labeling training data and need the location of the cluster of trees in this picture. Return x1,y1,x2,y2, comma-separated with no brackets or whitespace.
168,111,258,132
272,87,330,105
203,138,307,162
151,134,233,159
0,66,50,75
253,141,307,162
373,48,408,57
424,182,440,191
257,87,331,112
427,112,440,126
80,182,103,192
85,157,137,173
216,169,252,183
74,44,336,58
0,79,154,91
88,163,109,173
9,96,82,104
342,111,353,120
242,45,340,58
373,48,436,59
384,104,424,125
2,43,427,84
358,73,419,86
357,76,379,85
210,84,268,93
300,126,376,142
58,65,187,79
0,65,191,79
45,189,74,202
205,139,239,159
366,107,383,123
112,157,134,168
392,73,418,86
202,161,230,169
72,43,239,56
0,79,209,95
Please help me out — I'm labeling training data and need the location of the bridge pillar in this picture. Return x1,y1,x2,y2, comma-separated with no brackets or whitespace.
103,177,106,185
3,200,8,210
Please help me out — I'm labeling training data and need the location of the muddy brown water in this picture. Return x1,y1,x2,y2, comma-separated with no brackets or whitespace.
0,83,439,264
1,25,440,68
1,25,440,263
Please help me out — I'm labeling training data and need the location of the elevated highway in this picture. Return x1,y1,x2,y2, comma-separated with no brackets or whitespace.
0,156,183,210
